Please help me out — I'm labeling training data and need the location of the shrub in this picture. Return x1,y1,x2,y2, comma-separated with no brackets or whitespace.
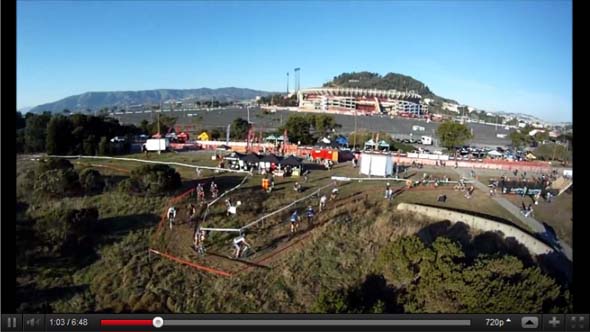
37,158,74,174
34,207,100,256
117,178,141,194
17,169,37,198
34,168,80,197
79,168,105,193
128,164,181,194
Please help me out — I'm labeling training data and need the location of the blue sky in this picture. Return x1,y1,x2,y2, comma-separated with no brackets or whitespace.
17,0,572,122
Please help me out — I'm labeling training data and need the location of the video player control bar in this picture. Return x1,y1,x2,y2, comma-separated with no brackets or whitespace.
2,313,589,331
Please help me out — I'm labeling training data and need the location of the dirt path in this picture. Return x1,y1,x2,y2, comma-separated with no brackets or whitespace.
452,167,572,262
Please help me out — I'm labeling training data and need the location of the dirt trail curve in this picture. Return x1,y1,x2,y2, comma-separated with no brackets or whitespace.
452,167,572,262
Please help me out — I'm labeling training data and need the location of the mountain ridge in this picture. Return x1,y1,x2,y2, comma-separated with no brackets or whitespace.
29,87,275,113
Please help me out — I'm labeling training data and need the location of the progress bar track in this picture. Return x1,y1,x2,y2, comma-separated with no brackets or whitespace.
161,319,471,326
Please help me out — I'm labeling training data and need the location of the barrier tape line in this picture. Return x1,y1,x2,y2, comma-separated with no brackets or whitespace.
240,182,335,231
201,175,251,226
46,155,253,175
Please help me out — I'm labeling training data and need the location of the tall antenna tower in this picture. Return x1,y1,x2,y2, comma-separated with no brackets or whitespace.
294,68,301,92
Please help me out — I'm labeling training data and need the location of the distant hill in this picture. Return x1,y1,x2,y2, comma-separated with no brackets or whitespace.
29,87,274,113
323,72,458,104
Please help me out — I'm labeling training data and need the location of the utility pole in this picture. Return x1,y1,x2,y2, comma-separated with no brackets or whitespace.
286,72,290,95
157,101,162,155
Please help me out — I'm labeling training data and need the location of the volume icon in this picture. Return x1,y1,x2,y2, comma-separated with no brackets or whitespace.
26,317,40,327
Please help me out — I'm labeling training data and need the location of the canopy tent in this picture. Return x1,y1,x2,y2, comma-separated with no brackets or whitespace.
197,132,210,141
526,152,537,160
320,137,331,144
241,152,260,163
280,155,303,167
265,134,277,142
225,152,245,162
364,139,377,150
316,141,338,148
276,135,285,141
377,140,390,151
487,150,503,157
260,153,281,164
335,136,348,146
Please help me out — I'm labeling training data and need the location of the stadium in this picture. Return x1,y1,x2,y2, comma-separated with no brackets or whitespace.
297,87,428,117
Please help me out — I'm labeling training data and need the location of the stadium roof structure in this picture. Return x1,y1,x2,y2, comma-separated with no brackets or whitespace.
299,87,422,100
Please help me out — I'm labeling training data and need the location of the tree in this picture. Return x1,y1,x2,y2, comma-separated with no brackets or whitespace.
46,115,74,155
140,120,150,134
209,128,224,140
509,131,528,149
308,114,341,136
98,136,110,156
83,135,98,155
281,115,314,145
230,117,251,140
435,121,473,154
16,111,26,129
24,112,51,152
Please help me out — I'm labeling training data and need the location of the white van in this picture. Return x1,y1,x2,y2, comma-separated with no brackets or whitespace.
420,136,433,145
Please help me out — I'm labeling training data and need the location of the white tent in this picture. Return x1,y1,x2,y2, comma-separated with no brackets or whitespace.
360,153,393,177
487,150,502,157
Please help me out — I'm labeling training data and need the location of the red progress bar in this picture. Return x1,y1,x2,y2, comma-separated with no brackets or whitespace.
101,320,153,327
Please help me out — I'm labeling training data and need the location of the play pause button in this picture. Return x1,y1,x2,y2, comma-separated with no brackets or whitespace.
521,316,539,329
1,315,22,331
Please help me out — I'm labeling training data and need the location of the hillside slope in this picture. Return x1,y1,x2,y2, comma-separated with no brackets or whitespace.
30,87,274,113
323,71,458,104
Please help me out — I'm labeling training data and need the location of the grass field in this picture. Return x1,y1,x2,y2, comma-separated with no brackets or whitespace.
15,152,572,313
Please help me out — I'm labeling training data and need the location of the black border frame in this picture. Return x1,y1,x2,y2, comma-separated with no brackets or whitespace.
4,0,587,315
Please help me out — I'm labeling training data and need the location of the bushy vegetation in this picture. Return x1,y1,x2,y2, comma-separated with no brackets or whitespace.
324,72,436,99
534,143,571,162
120,164,182,195
34,207,100,257
312,235,570,313
79,168,105,193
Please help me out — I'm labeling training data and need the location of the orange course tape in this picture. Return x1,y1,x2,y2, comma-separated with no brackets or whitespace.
148,248,232,277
